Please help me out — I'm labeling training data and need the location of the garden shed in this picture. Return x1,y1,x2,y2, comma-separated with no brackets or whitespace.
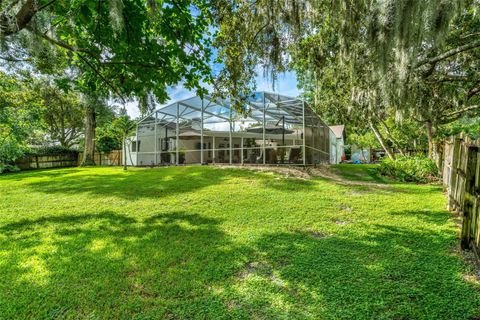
124,92,334,166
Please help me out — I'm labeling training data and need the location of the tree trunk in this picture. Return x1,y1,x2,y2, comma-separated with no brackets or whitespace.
426,121,436,160
378,118,405,156
81,105,96,166
435,141,443,173
0,0,36,36
369,118,395,160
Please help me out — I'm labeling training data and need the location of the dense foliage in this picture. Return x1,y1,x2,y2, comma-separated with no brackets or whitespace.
26,145,79,156
0,72,43,166
0,164,20,174
35,81,85,147
1,0,213,100
95,114,136,169
213,0,480,160
1,0,215,165
96,126,123,153
378,155,439,183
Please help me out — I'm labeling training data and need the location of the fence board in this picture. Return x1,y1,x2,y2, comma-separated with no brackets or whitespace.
77,150,122,166
15,150,122,170
15,154,78,170
444,134,480,258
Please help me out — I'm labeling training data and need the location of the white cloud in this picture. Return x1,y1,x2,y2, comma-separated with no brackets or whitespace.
256,71,300,97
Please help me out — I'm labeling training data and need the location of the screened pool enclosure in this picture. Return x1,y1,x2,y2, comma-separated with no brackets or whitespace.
126,92,332,166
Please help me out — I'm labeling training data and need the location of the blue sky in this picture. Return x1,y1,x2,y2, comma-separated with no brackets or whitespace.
125,71,300,118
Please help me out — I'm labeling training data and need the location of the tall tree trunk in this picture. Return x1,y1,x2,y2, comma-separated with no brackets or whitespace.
0,0,36,36
377,117,405,156
82,105,96,166
426,121,436,160
369,118,395,160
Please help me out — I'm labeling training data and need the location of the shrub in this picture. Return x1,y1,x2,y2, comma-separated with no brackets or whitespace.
96,135,122,153
0,140,27,165
378,155,438,183
0,164,20,174
27,145,79,156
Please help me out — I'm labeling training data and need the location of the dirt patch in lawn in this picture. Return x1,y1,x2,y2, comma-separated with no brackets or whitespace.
216,165,311,179
215,164,393,189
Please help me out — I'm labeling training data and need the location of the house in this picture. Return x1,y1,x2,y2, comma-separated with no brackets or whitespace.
328,125,345,164
124,92,338,166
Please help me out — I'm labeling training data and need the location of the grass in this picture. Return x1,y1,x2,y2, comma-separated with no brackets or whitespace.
331,163,390,183
0,165,479,319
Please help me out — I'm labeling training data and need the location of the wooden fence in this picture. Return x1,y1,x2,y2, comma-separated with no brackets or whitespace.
15,153,78,170
443,134,480,259
77,150,122,166
15,150,122,170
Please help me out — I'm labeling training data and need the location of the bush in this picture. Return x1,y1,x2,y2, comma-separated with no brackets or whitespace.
96,135,122,153
0,140,27,165
378,155,438,183
27,145,79,156
0,164,20,174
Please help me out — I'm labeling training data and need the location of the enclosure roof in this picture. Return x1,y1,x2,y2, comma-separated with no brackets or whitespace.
138,91,328,128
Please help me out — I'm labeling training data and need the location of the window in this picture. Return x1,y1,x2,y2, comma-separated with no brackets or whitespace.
132,140,140,152
160,138,169,151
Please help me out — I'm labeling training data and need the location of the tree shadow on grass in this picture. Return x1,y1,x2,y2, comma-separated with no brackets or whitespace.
329,164,391,184
0,167,84,181
0,210,251,319
1,210,479,319
386,209,454,225
225,225,480,319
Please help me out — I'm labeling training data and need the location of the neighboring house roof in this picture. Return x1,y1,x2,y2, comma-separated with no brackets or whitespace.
329,125,345,139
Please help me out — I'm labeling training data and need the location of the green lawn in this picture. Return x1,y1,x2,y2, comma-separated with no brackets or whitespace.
0,165,479,319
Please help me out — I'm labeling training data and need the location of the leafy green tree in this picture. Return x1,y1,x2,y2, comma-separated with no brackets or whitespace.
380,118,427,154
213,0,480,160
439,117,480,140
1,0,214,165
347,131,381,162
113,115,136,170
96,126,122,154
0,72,43,165
95,114,136,170
34,80,85,147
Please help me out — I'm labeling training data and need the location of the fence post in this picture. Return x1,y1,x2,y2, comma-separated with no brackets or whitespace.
448,137,461,211
461,146,479,250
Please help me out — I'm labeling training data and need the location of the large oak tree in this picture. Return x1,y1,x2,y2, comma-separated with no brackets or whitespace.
213,0,480,160
1,0,213,164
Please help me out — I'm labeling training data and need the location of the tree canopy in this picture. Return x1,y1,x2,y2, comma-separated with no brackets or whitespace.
213,0,480,159
1,0,216,165
1,0,214,100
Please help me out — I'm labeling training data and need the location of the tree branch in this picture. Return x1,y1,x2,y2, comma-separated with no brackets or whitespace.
415,39,480,68
101,60,164,68
34,30,99,57
442,104,480,119
426,74,471,83
77,53,126,103
37,0,58,12
0,55,30,62
468,87,480,100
